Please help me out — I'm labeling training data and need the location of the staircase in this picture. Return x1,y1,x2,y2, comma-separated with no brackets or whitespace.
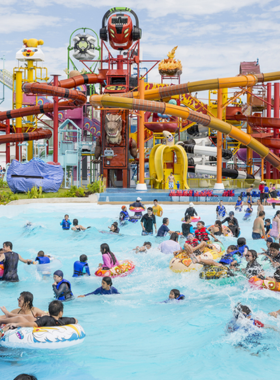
0,69,13,90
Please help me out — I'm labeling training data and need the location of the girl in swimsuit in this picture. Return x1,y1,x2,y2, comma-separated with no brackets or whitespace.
0,291,46,325
71,219,87,231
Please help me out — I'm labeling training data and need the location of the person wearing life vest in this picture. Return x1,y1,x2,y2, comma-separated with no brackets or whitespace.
191,245,241,270
60,214,71,230
234,196,243,212
216,200,227,219
119,206,130,223
195,221,217,243
52,270,74,301
33,250,52,277
73,254,90,277
163,289,185,303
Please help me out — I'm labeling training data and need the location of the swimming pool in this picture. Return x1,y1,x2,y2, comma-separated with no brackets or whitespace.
1,203,280,380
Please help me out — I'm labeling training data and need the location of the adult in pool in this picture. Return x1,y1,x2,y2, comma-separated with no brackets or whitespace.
262,242,280,268
52,270,74,301
108,222,120,233
99,243,120,270
60,214,72,230
78,277,120,297
268,210,280,243
252,211,265,239
157,218,175,237
158,233,181,255
184,202,198,219
73,254,90,277
71,219,88,231
181,215,195,238
240,249,265,279
0,291,46,325
130,197,145,218
221,211,240,237
0,241,32,282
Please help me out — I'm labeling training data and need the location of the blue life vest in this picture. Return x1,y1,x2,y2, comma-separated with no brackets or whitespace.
245,207,252,214
73,261,89,277
55,279,73,300
217,205,226,217
219,250,240,265
61,219,71,230
176,294,185,301
237,245,249,257
35,256,50,265
236,200,242,206
120,210,129,221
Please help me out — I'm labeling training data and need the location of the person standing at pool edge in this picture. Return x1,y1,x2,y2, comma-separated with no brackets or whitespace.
141,207,157,235
152,199,163,217
0,242,32,282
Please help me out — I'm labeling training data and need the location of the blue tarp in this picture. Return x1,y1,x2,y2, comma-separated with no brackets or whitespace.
7,159,64,193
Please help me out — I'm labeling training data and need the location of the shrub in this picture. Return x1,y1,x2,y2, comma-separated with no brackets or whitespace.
0,179,9,188
27,186,44,199
87,179,105,194
64,186,86,198
0,191,19,204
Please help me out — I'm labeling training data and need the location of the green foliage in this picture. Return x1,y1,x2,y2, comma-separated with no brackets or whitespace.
27,186,44,199
0,191,19,204
0,179,9,188
87,179,105,194
64,186,86,198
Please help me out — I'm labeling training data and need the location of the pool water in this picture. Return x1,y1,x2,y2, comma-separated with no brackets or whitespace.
1,203,280,380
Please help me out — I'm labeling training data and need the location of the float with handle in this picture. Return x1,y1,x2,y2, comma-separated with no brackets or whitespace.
169,242,225,273
95,260,135,278
181,216,201,223
249,276,280,292
129,206,145,213
267,198,280,204
0,324,85,349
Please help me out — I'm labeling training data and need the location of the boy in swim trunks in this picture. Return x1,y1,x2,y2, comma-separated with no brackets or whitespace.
167,173,175,189
246,185,254,203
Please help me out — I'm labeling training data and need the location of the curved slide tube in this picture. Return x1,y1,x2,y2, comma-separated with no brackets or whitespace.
0,128,52,143
0,72,106,143
90,95,280,171
115,72,280,100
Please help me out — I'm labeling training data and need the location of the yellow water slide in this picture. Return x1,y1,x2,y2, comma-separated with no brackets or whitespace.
90,94,280,171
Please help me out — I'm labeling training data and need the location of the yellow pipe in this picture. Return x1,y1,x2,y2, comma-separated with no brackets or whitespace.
90,94,280,172
138,79,145,185
247,88,253,175
27,60,34,160
115,72,280,100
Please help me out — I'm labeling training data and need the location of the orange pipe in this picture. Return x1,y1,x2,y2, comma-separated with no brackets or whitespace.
115,72,280,100
216,89,223,184
139,79,145,185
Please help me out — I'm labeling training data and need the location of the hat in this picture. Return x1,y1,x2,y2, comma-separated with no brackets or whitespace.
261,181,266,184
121,205,126,210
189,202,194,207
54,270,63,278
229,211,234,216
136,197,142,201
266,237,273,243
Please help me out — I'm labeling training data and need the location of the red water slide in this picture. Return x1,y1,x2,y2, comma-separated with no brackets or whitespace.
0,71,107,142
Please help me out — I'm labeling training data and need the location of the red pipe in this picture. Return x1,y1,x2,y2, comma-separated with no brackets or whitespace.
0,128,52,143
53,75,59,163
5,120,10,163
266,83,272,179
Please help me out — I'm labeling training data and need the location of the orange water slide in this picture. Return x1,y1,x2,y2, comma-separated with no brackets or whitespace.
0,71,106,143
90,94,280,171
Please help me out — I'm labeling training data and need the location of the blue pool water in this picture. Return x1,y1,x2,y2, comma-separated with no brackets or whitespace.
1,203,280,380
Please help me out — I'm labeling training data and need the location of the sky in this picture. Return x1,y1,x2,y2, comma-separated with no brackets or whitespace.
1,0,280,110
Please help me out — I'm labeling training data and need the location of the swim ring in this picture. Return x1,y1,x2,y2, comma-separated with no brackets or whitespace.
249,276,280,292
208,225,233,237
268,198,280,204
129,206,145,212
181,217,201,223
169,242,225,273
95,260,135,278
0,324,85,349
0,263,4,278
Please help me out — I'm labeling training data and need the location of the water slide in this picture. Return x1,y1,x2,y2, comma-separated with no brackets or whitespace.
0,71,106,143
89,94,280,172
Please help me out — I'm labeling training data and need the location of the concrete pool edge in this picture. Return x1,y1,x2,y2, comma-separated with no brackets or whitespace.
7,193,99,205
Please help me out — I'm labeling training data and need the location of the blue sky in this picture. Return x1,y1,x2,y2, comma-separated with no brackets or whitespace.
1,0,280,110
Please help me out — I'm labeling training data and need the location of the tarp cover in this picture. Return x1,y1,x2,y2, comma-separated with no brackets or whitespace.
7,159,63,193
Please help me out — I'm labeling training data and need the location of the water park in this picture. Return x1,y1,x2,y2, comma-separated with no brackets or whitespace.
1,5,280,380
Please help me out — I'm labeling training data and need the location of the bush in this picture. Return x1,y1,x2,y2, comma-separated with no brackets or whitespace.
64,186,86,198
0,179,9,188
87,179,105,194
0,191,19,204
27,186,44,199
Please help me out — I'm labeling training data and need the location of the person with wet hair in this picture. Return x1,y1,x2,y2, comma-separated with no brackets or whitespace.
236,237,248,256
0,242,33,282
108,222,120,234
168,289,185,301
13,375,38,380
78,277,120,296
241,249,265,279
158,233,181,254
134,242,152,253
71,219,87,231
264,242,280,268
73,254,90,277
99,243,120,270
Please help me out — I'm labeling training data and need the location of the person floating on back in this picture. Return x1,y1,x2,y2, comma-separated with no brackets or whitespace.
52,270,74,301
73,254,90,277
78,277,120,297
134,242,152,253
60,214,71,230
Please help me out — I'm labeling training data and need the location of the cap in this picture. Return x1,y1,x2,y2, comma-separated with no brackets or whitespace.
121,205,126,210
266,237,273,243
54,270,63,278
229,211,234,216
136,197,142,201
189,202,194,207
261,181,266,184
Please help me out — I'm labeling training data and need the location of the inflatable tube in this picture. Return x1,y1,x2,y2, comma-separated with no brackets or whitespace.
169,243,225,273
0,324,85,349
181,216,201,223
0,263,4,278
249,276,280,292
267,198,280,204
199,265,234,280
209,225,233,237
95,260,135,278
129,206,145,212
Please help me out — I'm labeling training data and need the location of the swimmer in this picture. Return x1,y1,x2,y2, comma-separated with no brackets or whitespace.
52,270,74,301
78,277,120,297
71,219,88,231
216,200,226,219
134,242,152,253
208,220,229,237
0,291,47,326
243,201,253,221
3,300,77,330
163,289,185,303
157,218,175,237
99,243,120,270
60,214,71,230
108,222,120,234
119,206,130,223
73,254,90,277
235,196,243,212
184,202,198,219
181,215,195,238
33,250,51,278
236,237,248,256
190,245,241,270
